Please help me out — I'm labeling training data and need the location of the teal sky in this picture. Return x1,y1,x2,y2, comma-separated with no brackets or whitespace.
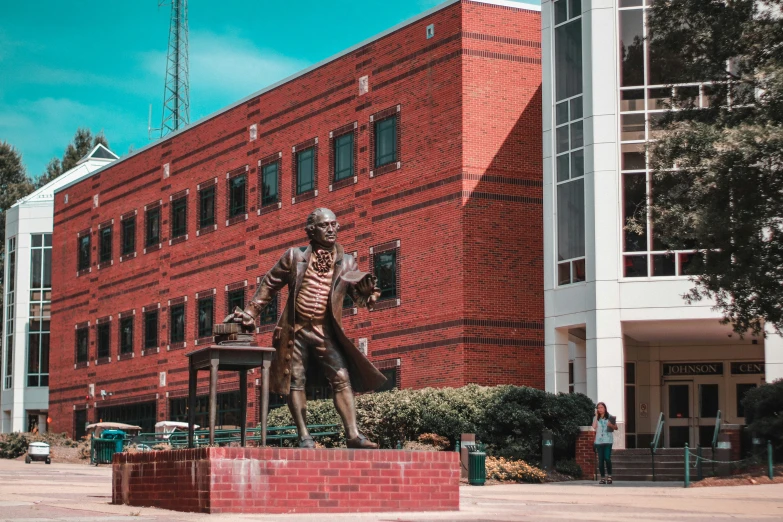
1,0,538,179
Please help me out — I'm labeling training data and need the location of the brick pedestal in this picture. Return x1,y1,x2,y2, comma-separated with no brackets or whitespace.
721,424,743,462
575,426,596,480
112,447,459,514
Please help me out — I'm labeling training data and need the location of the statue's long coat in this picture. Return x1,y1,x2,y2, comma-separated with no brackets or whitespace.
249,243,387,395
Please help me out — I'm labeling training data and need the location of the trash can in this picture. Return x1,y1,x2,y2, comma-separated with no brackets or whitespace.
90,429,127,465
467,444,486,486
542,429,554,471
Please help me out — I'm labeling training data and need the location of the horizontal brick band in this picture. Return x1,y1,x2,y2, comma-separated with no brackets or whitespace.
170,256,247,280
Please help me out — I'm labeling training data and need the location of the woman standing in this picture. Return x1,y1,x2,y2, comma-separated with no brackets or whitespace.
592,402,617,484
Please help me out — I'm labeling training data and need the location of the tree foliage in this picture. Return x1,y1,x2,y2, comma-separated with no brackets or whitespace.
637,0,783,335
37,128,109,188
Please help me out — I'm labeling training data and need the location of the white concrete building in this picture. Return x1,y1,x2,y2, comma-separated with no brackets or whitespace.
541,0,783,449
2,144,117,433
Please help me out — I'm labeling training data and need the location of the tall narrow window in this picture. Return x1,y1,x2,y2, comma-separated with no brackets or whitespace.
4,238,14,388
198,297,214,338
226,288,245,315
75,327,89,363
373,250,398,301
228,175,246,217
146,207,161,246
296,148,315,194
171,197,187,239
334,132,354,181
374,115,397,167
120,316,134,354
258,295,278,326
170,304,185,344
144,310,158,349
261,162,279,206
199,185,216,228
27,319,49,387
99,226,112,263
77,234,90,271
28,234,51,387
122,217,136,256
97,322,111,359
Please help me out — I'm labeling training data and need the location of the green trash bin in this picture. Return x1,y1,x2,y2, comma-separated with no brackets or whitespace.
467,444,486,486
90,429,127,465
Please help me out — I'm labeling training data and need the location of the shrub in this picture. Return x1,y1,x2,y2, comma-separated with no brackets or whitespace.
265,400,344,447
417,433,449,450
485,456,546,483
743,380,783,461
0,432,29,459
555,458,582,478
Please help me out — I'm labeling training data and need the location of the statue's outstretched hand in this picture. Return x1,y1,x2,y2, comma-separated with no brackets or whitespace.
355,275,381,310
227,307,256,330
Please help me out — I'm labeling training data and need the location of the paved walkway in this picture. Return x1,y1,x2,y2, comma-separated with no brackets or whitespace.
0,459,781,521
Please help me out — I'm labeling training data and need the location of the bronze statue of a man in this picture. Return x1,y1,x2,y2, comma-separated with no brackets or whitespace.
230,208,386,448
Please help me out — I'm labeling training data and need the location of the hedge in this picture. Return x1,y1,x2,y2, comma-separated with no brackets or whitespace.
264,384,594,463
742,379,783,461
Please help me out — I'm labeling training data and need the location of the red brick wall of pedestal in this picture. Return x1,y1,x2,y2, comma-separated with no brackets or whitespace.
575,427,596,480
112,448,460,514
721,426,742,462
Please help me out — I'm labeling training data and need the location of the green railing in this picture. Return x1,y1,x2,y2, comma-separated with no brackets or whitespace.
131,423,340,448
684,440,774,487
650,412,665,482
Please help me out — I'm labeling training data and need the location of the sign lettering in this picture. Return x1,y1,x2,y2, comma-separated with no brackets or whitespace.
662,363,723,376
730,362,764,375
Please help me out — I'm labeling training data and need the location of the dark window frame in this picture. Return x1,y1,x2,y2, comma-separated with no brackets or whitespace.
170,196,188,239
77,234,90,272
291,139,318,202
119,316,134,355
96,321,111,359
296,147,316,195
198,182,217,230
143,309,159,350
99,226,112,264
227,170,247,219
258,154,282,209
169,303,186,344
226,286,246,316
75,327,89,363
121,216,136,256
369,241,401,309
330,123,357,187
197,296,214,339
374,115,398,168
145,205,161,247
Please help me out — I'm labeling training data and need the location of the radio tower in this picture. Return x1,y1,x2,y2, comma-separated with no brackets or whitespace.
159,0,189,137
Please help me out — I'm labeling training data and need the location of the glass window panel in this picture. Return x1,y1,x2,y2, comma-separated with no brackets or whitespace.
171,198,187,238
648,87,672,110
678,252,699,275
334,133,354,181
668,384,690,418
556,101,569,125
199,186,215,228
144,311,158,349
170,305,185,343
43,249,51,288
620,89,645,112
556,125,570,153
557,262,571,285
648,112,666,140
44,234,52,247
621,143,646,170
567,0,580,19
619,9,644,87
40,333,49,375
30,249,42,289
261,163,278,206
652,254,676,276
625,362,636,384
572,258,586,282
625,385,637,433
8,250,15,292
555,19,583,101
146,208,160,246
623,173,648,252
736,383,756,418
76,329,89,363
229,175,247,217
570,149,584,179
28,333,40,374
374,250,398,300
648,20,696,85
97,323,110,358
556,154,570,182
569,96,583,119
675,86,700,108
120,317,133,354
122,218,136,255
32,234,42,247
198,298,214,338
78,236,90,270
227,288,245,315
297,149,315,194
570,121,583,149
619,0,643,5
375,116,398,167
556,178,585,261
623,254,648,277
554,0,568,24
621,113,646,141
699,384,719,418
99,227,112,263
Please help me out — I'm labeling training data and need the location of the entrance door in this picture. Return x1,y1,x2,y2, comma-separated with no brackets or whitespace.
665,380,722,447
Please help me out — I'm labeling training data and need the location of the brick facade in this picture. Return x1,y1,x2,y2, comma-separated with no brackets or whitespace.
49,0,543,437
575,427,596,480
112,447,459,514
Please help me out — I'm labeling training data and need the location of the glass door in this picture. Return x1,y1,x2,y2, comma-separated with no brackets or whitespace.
696,382,720,447
665,382,693,447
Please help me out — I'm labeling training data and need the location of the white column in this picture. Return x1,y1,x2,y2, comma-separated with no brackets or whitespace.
573,338,587,395
586,309,625,448
545,323,570,394
764,324,783,382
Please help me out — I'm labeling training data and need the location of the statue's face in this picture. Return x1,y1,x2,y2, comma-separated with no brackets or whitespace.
309,210,339,249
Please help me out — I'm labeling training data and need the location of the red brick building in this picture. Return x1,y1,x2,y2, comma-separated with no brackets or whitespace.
49,0,543,437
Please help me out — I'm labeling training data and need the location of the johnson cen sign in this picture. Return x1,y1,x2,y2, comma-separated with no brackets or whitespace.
662,363,724,376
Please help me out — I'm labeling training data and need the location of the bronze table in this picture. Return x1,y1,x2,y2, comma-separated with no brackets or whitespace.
185,345,276,448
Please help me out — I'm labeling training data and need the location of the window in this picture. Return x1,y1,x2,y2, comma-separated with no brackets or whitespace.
625,362,636,448
146,207,160,246
27,319,49,387
97,322,110,359
334,132,354,181
170,304,185,344
121,217,136,256
75,327,89,363
99,226,112,263
374,115,397,167
226,288,245,315
97,401,156,434
373,249,398,301
120,316,134,354
228,175,246,217
260,162,279,206
74,409,87,440
296,148,315,194
199,185,216,228
77,234,90,271
258,295,278,326
171,197,187,239
377,368,398,392
170,391,240,429
736,383,756,418
198,297,214,338
144,310,158,349
568,361,575,394
4,238,15,388
554,0,585,286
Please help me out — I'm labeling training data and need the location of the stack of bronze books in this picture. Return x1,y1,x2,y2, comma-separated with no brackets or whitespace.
213,308,256,345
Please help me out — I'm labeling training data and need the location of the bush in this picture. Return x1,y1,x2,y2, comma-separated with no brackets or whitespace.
555,458,582,478
0,432,29,459
417,433,449,450
743,379,783,461
485,456,546,483
265,399,344,447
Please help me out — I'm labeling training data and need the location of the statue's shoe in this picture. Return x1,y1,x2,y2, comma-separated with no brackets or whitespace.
299,436,315,448
346,434,379,449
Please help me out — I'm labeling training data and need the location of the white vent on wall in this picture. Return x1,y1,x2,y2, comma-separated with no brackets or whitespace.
163,163,170,178
249,124,258,141
359,76,369,96
358,338,368,356
159,372,167,387
93,194,99,208
426,24,435,39
88,383,95,397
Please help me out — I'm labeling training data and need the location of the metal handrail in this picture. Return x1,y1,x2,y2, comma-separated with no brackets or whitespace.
711,410,722,448
650,412,665,482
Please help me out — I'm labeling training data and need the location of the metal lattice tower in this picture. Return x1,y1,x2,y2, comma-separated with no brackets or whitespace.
160,0,189,137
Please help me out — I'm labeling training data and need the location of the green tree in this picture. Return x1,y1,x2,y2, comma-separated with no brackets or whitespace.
37,128,109,187
634,0,783,335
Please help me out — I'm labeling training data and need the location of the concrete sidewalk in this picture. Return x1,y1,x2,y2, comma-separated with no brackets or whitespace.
0,459,781,521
